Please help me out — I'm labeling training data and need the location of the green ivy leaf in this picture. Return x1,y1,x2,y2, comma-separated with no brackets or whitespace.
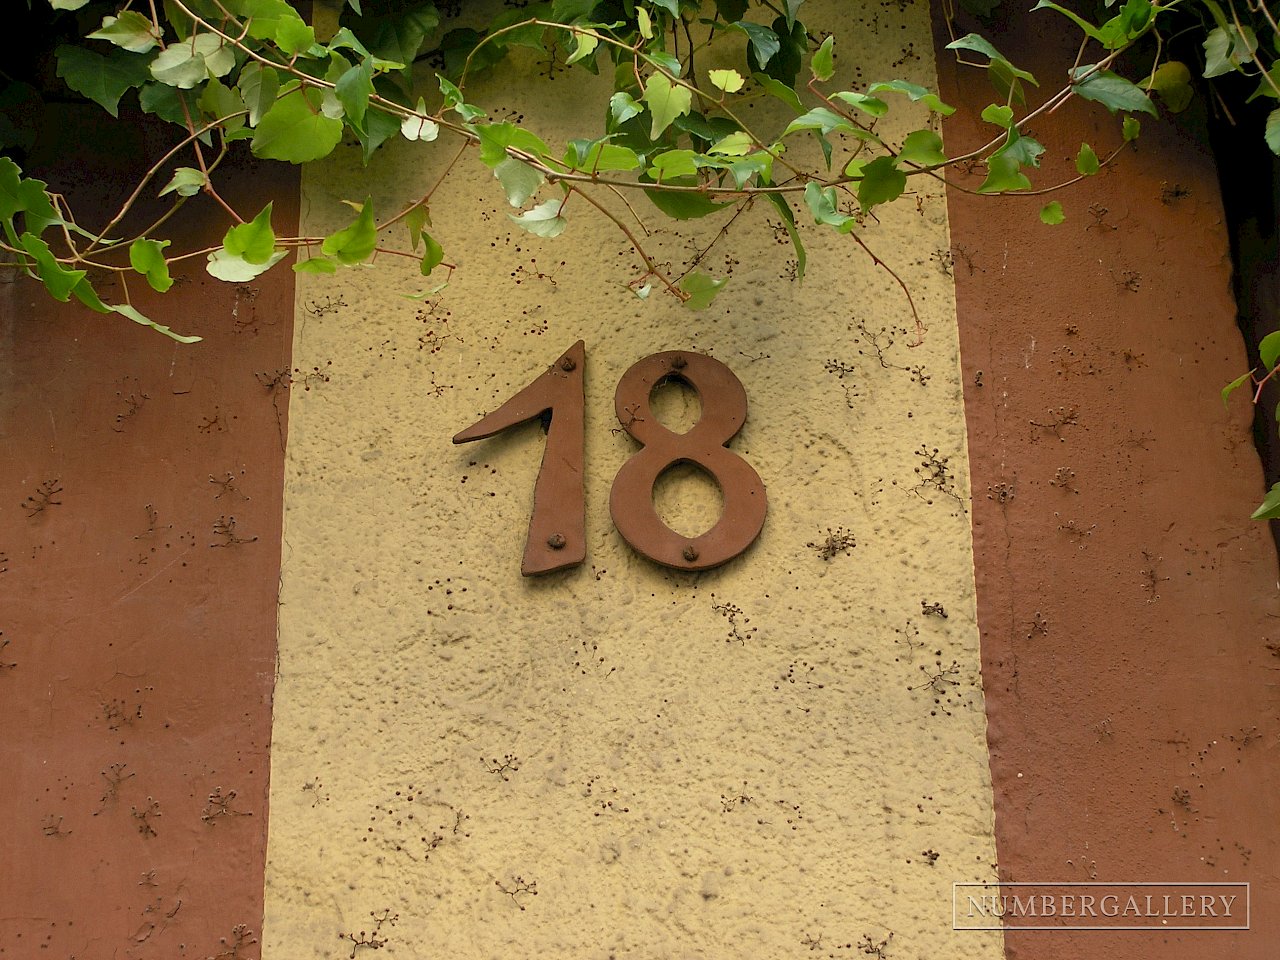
830,90,887,117
898,129,945,166
996,129,1044,167
277,17,317,56
111,302,202,343
405,204,429,249
87,12,160,53
1031,0,1104,41
645,50,679,76
709,69,744,93
753,15,804,84
223,202,277,263
55,44,150,117
978,154,1032,193
1142,61,1193,112
355,3,438,67
1250,482,1280,520
1203,24,1258,78
857,155,906,210
1040,201,1065,224
642,180,732,219
509,197,568,238
225,0,313,49
564,139,641,171
707,131,752,156
811,35,834,81
322,197,377,264
67,278,201,342
1248,65,1280,103
765,192,804,279
1260,330,1280,370
732,21,780,67
151,34,234,89
294,257,338,274
867,79,955,115
609,90,643,125
1070,66,1158,116
419,230,444,274
198,78,246,130
15,177,60,236
1095,0,1154,48
981,103,1014,128
129,238,173,292
648,149,700,180
336,58,374,130
679,270,728,309
438,75,486,121
238,64,280,126
1222,370,1253,407
725,152,772,187
0,157,26,220
566,30,599,66
350,101,399,164
207,248,288,281
494,157,544,207
803,181,854,230
20,232,84,301
1123,116,1141,141
643,72,692,139
1076,142,1100,175
401,281,449,302
945,34,1037,85
755,74,804,113
783,107,859,137
475,123,551,167
157,167,205,198
1266,108,1280,155
989,59,1029,106
252,86,344,162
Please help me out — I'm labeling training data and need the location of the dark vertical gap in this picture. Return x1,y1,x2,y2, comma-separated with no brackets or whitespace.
1204,72,1280,552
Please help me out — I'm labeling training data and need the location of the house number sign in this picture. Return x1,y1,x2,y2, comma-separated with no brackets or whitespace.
454,341,767,576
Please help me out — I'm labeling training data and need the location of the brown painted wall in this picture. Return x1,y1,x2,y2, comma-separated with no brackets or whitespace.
0,108,295,960
934,9,1280,959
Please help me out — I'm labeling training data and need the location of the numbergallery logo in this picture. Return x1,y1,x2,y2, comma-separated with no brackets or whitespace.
953,882,1250,931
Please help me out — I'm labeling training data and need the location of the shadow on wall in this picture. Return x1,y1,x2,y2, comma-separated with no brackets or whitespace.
1208,72,1280,553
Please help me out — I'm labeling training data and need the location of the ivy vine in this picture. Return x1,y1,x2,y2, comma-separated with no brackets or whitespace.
6,0,1280,516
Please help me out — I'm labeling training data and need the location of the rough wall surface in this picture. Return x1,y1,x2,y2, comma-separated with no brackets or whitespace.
934,7,1280,959
5,4,1280,960
0,110,296,958
262,2,1002,957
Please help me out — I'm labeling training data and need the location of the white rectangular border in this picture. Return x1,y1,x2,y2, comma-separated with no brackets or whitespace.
952,881,1251,931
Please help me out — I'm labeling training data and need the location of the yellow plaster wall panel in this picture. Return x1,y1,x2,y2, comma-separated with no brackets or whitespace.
265,3,1002,956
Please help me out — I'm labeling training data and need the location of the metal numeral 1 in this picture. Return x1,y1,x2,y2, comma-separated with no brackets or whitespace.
453,341,585,576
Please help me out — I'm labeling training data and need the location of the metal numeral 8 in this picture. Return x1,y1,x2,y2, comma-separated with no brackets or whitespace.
610,351,766,570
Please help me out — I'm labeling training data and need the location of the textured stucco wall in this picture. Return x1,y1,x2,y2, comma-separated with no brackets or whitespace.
263,2,1001,957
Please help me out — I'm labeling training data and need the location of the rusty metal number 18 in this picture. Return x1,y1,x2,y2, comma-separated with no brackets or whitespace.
453,342,767,576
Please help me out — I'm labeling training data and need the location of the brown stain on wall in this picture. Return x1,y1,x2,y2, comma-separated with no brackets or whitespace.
0,109,295,959
934,10,1280,959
